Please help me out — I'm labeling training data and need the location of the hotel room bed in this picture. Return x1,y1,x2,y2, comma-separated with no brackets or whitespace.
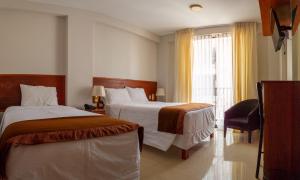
0,106,141,180
106,101,215,151
91,77,216,159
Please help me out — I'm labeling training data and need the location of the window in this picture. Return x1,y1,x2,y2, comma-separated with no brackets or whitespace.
192,33,233,127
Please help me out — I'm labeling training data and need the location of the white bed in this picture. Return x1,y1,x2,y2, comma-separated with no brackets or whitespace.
106,101,215,151
0,106,140,180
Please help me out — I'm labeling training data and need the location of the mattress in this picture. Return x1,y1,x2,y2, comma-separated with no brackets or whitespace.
0,106,140,180
106,101,215,151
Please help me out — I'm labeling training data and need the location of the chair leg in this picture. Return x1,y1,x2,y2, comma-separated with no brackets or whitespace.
248,131,252,143
256,128,264,178
224,126,227,138
181,149,189,160
210,132,214,138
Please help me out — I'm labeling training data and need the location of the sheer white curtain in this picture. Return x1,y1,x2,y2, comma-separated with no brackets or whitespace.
192,35,215,104
215,33,233,124
192,33,233,127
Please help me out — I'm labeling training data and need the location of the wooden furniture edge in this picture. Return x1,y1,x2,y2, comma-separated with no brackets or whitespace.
0,74,66,112
93,76,157,101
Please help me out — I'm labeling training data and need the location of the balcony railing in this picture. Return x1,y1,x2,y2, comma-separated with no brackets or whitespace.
192,87,233,127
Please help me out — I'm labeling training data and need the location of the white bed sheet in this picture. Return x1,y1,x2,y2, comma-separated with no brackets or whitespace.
106,102,215,151
1,106,140,180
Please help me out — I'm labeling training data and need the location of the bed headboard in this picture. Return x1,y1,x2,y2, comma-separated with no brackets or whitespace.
93,77,157,100
0,74,66,111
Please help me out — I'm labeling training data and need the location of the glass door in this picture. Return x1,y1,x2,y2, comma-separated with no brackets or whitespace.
192,33,233,128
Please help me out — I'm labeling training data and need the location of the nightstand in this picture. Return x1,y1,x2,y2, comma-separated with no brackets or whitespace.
86,109,105,115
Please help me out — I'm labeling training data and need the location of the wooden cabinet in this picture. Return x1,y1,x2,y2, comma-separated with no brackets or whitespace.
263,81,300,179
258,0,300,36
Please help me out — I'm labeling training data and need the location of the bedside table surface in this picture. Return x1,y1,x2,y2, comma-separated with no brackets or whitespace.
86,109,105,114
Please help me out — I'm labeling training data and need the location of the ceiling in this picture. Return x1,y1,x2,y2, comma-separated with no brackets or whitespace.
28,0,261,35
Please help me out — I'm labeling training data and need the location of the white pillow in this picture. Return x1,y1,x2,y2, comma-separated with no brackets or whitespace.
20,84,58,106
126,87,149,103
105,88,132,105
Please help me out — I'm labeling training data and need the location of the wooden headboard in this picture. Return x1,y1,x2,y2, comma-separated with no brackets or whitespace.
0,74,65,111
93,77,157,100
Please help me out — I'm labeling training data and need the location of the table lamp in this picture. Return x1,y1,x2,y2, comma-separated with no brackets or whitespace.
156,88,165,101
92,85,105,109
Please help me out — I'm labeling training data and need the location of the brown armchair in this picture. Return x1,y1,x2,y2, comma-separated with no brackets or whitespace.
224,99,260,143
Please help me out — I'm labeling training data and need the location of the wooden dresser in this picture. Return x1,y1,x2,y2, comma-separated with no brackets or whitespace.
263,81,300,179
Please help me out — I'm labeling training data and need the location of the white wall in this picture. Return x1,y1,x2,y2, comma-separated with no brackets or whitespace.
257,25,283,81
66,15,94,106
94,23,157,81
157,34,175,102
0,1,159,107
0,10,66,75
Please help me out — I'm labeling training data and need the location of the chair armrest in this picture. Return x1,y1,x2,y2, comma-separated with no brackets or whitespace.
248,106,260,126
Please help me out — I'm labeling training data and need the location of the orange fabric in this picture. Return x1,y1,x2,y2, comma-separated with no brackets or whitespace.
0,115,143,179
158,103,212,134
174,28,194,102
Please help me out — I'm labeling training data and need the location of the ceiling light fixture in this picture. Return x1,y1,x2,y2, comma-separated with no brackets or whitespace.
190,4,203,12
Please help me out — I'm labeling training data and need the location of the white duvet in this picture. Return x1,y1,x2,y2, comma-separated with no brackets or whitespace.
106,101,215,151
1,106,140,180
0,106,97,134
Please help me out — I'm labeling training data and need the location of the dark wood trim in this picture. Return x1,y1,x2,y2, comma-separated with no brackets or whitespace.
93,77,157,101
0,74,65,111
258,0,300,36
261,81,300,83
292,0,300,34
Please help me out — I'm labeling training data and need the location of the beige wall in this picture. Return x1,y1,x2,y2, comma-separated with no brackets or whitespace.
257,25,283,81
0,1,159,107
0,10,66,75
94,23,157,81
157,34,175,102
66,15,94,106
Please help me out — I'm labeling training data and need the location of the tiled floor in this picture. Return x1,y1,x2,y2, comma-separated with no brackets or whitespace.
140,129,263,180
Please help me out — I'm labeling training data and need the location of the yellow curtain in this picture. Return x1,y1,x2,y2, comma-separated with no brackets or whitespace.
174,29,194,102
233,22,258,103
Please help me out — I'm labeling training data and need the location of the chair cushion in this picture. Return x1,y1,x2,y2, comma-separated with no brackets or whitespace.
228,117,248,124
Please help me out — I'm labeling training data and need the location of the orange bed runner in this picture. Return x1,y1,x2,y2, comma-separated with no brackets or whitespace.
158,103,212,134
0,115,143,179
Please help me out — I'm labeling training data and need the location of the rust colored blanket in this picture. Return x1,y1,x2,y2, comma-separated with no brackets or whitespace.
0,115,143,179
158,103,212,134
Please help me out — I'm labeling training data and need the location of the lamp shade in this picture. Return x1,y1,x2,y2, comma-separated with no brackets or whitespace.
156,88,165,97
92,86,105,97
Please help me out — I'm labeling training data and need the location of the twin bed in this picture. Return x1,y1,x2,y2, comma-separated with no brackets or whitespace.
1,106,141,180
0,75,215,180
107,102,215,153
98,77,216,159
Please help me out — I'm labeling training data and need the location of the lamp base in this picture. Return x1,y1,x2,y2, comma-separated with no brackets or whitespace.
93,96,104,109
96,100,105,109
156,96,165,102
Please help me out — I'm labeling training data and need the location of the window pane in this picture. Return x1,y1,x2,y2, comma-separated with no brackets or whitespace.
192,33,233,127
